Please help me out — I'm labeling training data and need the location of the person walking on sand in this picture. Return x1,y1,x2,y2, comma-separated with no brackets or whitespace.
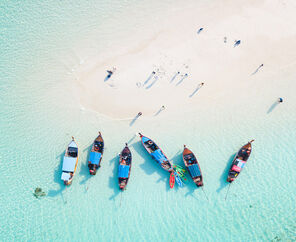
234,40,241,47
161,106,165,111
277,98,283,103
197,28,203,34
251,64,264,75
137,112,142,117
106,67,116,78
189,82,204,98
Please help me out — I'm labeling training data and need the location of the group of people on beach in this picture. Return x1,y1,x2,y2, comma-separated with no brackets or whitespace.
104,27,284,119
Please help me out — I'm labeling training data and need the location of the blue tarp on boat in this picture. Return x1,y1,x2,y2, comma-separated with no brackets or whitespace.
89,152,101,165
141,136,150,143
188,164,201,177
118,165,130,178
151,149,167,164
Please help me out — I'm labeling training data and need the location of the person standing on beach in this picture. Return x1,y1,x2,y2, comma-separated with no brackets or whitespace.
196,82,204,91
251,64,264,75
106,67,116,78
234,40,241,47
277,98,283,103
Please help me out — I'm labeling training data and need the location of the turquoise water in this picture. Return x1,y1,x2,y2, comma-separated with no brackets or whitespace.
1,1,296,241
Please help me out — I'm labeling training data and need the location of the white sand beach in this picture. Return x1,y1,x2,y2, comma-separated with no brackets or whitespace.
71,0,296,119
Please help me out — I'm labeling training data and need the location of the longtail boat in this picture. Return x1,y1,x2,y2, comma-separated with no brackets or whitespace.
61,137,78,185
88,132,104,175
227,140,254,183
139,133,173,172
118,143,132,190
183,145,203,187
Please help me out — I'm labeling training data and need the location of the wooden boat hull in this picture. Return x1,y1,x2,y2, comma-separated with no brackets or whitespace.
118,144,132,190
226,140,254,183
139,133,173,172
88,132,104,175
182,145,203,187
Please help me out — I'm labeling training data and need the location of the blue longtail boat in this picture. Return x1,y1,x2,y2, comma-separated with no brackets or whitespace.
139,133,173,172
183,145,203,187
88,132,104,175
118,143,132,190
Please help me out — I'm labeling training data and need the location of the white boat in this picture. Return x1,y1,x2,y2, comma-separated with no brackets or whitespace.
61,137,78,185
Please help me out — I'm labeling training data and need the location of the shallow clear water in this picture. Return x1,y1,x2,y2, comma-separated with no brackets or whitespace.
1,1,296,241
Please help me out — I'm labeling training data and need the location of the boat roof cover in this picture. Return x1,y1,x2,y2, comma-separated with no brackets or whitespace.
118,165,130,178
188,164,201,177
68,140,78,148
61,172,70,181
62,157,76,172
89,152,101,165
232,159,246,172
151,149,167,164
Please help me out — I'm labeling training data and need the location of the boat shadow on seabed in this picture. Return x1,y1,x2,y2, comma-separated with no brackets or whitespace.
47,152,66,198
216,153,236,193
109,155,121,201
79,144,93,186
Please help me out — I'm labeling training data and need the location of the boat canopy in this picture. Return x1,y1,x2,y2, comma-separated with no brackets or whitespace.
89,152,101,165
151,149,167,163
61,172,71,181
62,157,76,172
232,159,246,172
188,164,201,177
118,165,130,178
